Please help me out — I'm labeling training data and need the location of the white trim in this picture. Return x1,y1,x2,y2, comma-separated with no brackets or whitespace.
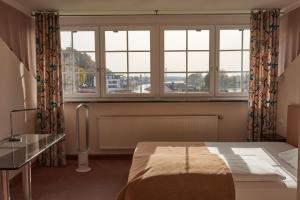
100,26,155,97
160,25,215,97
215,25,250,97
63,96,249,103
60,26,100,98
60,16,250,101
1,0,31,16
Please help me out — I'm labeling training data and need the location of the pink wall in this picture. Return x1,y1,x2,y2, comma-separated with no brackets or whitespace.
279,7,300,75
0,39,36,140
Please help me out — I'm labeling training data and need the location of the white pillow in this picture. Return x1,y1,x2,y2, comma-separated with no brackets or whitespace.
278,149,298,169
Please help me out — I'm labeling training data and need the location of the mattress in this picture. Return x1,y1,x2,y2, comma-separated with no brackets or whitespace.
133,142,297,200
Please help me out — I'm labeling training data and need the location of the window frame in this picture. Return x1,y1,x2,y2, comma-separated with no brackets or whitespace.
60,23,251,102
215,25,250,97
100,26,156,98
60,26,101,98
159,25,215,97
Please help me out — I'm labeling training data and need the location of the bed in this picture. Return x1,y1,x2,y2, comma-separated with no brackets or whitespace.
117,105,299,200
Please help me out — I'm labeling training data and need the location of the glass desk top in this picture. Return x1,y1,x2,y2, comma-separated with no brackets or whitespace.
0,134,65,170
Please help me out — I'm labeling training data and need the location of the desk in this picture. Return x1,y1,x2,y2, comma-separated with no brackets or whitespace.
0,134,65,200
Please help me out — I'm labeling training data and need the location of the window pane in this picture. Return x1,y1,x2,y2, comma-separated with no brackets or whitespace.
164,30,186,50
74,52,96,72
187,73,209,92
62,65,73,74
220,51,242,71
243,51,250,71
60,31,72,50
105,31,127,51
188,30,209,50
73,31,95,51
62,72,73,94
220,30,242,50
61,51,73,66
219,73,241,93
188,51,209,72
75,72,96,93
106,73,128,94
242,72,250,92
129,52,150,72
164,73,186,93
243,30,250,50
106,52,127,72
128,31,150,51
164,52,186,72
129,73,151,93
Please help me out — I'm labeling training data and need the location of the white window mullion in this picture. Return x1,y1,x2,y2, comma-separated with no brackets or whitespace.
71,31,75,94
126,31,130,91
185,30,188,92
241,29,244,93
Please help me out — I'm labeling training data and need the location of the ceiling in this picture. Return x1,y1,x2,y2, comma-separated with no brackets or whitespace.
14,0,300,14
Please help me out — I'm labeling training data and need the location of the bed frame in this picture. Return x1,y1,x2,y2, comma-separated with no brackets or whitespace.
287,104,300,147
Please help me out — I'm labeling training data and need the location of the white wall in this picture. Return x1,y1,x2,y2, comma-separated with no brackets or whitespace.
60,14,250,26
277,55,300,136
64,101,248,155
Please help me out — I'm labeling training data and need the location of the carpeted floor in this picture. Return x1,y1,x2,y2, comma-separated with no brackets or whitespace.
10,159,131,200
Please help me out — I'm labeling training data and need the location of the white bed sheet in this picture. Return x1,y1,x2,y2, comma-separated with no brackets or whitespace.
205,142,297,200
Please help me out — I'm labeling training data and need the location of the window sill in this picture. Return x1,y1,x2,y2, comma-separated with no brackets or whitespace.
63,96,248,103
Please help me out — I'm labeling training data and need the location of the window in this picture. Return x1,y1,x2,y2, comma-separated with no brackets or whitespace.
60,28,99,97
60,23,250,100
163,28,211,95
103,28,151,95
217,26,250,95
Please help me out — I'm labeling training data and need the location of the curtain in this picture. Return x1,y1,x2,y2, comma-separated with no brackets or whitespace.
35,12,66,166
278,7,300,75
0,1,35,71
248,9,280,142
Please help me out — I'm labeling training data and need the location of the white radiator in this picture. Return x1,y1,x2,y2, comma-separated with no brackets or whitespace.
97,115,221,150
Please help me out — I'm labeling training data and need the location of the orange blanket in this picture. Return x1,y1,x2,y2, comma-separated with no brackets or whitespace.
117,142,235,200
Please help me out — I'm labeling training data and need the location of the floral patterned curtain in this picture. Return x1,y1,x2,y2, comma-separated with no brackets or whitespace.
35,12,66,166
248,9,280,141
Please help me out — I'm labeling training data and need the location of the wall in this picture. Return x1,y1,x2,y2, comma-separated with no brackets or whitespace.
60,14,250,26
0,38,37,140
277,55,300,136
0,38,36,179
64,101,248,155
61,14,250,155
278,7,300,75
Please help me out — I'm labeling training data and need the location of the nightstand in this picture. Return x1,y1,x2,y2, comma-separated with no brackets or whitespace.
261,134,286,142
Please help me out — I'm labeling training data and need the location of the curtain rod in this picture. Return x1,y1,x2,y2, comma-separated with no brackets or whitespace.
32,10,252,17
31,13,252,17
31,9,284,17
57,13,251,17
